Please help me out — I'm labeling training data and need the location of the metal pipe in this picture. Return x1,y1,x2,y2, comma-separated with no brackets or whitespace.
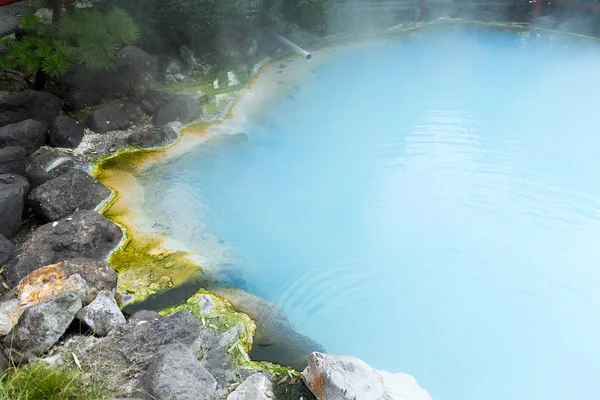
265,28,312,60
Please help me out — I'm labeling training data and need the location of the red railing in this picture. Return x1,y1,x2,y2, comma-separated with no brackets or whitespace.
0,0,22,6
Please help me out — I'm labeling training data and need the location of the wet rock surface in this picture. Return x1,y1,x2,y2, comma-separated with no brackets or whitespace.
127,309,163,326
2,210,122,286
28,169,111,222
152,95,202,126
0,90,63,127
48,115,84,149
0,146,26,176
25,147,88,189
87,104,130,134
0,174,30,239
0,119,49,155
4,291,81,363
76,290,125,336
214,288,325,370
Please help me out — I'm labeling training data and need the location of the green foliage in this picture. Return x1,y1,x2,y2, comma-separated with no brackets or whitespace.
1,8,139,89
0,15,69,83
0,363,106,400
58,8,140,70
97,0,253,53
262,0,335,33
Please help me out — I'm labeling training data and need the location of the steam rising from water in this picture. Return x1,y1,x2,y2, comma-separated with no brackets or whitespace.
141,27,600,400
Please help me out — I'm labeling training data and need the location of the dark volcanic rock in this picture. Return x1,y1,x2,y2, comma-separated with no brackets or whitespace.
123,102,146,123
0,174,30,239
0,90,64,128
0,119,49,155
48,116,84,149
0,235,16,267
28,169,111,222
0,146,26,176
26,147,87,189
2,210,122,287
65,91,102,111
76,290,125,336
4,292,81,363
115,46,160,100
152,95,202,127
140,344,218,400
126,124,180,148
87,105,130,134
140,88,174,115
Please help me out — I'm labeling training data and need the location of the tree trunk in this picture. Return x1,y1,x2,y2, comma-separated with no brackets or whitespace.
34,70,47,91
51,0,63,25
65,0,76,14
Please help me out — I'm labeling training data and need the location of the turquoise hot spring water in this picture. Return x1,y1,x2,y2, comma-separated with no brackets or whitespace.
139,26,600,400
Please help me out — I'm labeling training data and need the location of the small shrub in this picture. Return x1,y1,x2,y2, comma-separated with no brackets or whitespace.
0,363,106,400
0,8,139,89
97,0,253,54
58,8,140,70
261,0,335,34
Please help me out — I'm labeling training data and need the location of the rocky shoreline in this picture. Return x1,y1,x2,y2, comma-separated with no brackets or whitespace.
1,15,596,399
0,31,434,398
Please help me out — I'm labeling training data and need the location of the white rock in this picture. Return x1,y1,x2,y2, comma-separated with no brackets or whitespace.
76,290,125,336
227,372,274,400
302,352,432,400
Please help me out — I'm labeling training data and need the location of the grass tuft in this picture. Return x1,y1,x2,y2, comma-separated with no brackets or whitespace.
0,363,107,400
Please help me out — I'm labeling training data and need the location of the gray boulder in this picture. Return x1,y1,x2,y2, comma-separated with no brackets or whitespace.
28,169,111,222
0,119,49,155
2,210,122,286
4,292,82,363
26,147,88,189
0,90,64,127
48,116,84,149
140,344,218,400
0,235,16,267
62,311,202,394
115,46,160,100
0,146,26,176
0,174,30,239
126,124,180,148
227,373,274,400
152,95,202,127
302,353,432,400
87,105,130,134
76,290,125,336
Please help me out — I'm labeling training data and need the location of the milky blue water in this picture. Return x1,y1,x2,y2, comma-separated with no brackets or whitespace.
140,27,600,400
